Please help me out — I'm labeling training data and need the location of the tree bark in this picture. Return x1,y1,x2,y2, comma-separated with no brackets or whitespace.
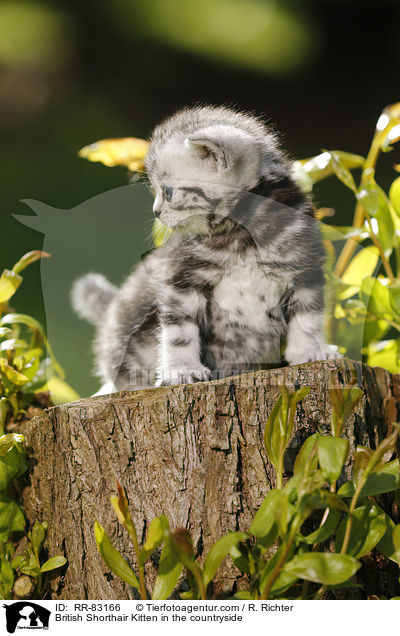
21,360,400,599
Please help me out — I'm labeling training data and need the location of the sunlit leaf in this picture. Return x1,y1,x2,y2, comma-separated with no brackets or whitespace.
360,277,393,318
357,184,380,216
203,532,247,586
338,459,400,497
0,270,22,303
293,433,319,477
0,359,29,386
0,313,64,379
340,247,379,288
317,436,349,485
299,151,364,185
12,251,51,275
153,218,173,247
282,552,360,585
325,150,357,192
152,540,183,600
79,137,149,173
320,225,368,242
94,521,139,589
31,521,47,555
40,556,67,573
390,176,400,216
367,339,400,374
142,515,169,561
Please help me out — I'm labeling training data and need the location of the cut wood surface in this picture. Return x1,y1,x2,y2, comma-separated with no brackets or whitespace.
21,359,400,599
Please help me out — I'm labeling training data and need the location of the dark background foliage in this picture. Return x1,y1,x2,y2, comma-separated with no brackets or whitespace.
1,0,399,395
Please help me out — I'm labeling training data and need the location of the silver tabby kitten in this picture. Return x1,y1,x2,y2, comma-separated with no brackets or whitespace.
72,105,337,393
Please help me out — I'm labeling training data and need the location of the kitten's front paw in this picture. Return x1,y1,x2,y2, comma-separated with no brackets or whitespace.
285,343,341,366
155,366,211,386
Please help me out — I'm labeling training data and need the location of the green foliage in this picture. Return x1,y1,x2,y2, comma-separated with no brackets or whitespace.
11,521,67,596
96,382,400,600
0,251,70,599
0,251,79,420
295,102,400,372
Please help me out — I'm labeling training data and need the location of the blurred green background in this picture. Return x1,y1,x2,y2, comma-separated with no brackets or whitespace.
1,0,400,396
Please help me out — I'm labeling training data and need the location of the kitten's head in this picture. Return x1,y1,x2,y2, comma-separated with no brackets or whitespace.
145,105,289,230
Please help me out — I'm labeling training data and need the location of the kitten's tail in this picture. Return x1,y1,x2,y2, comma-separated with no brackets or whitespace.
71,273,117,326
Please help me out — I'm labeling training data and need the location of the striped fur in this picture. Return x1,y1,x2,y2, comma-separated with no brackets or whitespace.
72,106,338,392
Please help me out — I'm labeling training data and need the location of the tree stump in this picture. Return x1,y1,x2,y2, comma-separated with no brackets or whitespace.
21,360,400,599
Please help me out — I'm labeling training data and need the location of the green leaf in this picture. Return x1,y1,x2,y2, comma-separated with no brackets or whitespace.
301,508,341,545
153,218,173,247
0,443,29,491
0,559,14,594
0,270,23,303
269,567,298,597
283,553,360,585
0,314,64,379
143,515,169,555
11,555,26,570
21,357,40,382
0,359,29,386
329,385,363,437
390,176,400,216
317,436,349,485
203,532,247,586
360,277,393,318
393,524,400,556
94,521,139,589
376,516,400,565
40,555,67,573
0,399,7,437
338,459,400,497
263,386,310,472
352,446,374,489
320,225,368,242
340,247,379,287
298,151,364,185
12,250,51,275
335,504,387,557
357,184,380,216
353,431,399,490
326,150,357,192
0,494,25,537
229,543,251,574
0,433,25,456
31,521,47,555
20,565,40,577
234,590,255,600
152,541,183,600
367,339,400,374
168,529,196,570
294,433,319,477
250,490,283,538
374,203,395,256
389,285,400,317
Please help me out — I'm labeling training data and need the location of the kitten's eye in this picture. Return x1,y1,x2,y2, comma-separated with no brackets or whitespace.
162,185,173,202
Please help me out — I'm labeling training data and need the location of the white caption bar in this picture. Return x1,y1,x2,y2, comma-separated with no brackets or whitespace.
1,600,398,635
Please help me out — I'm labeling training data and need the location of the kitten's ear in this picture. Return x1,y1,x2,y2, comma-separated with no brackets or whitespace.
185,136,230,169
